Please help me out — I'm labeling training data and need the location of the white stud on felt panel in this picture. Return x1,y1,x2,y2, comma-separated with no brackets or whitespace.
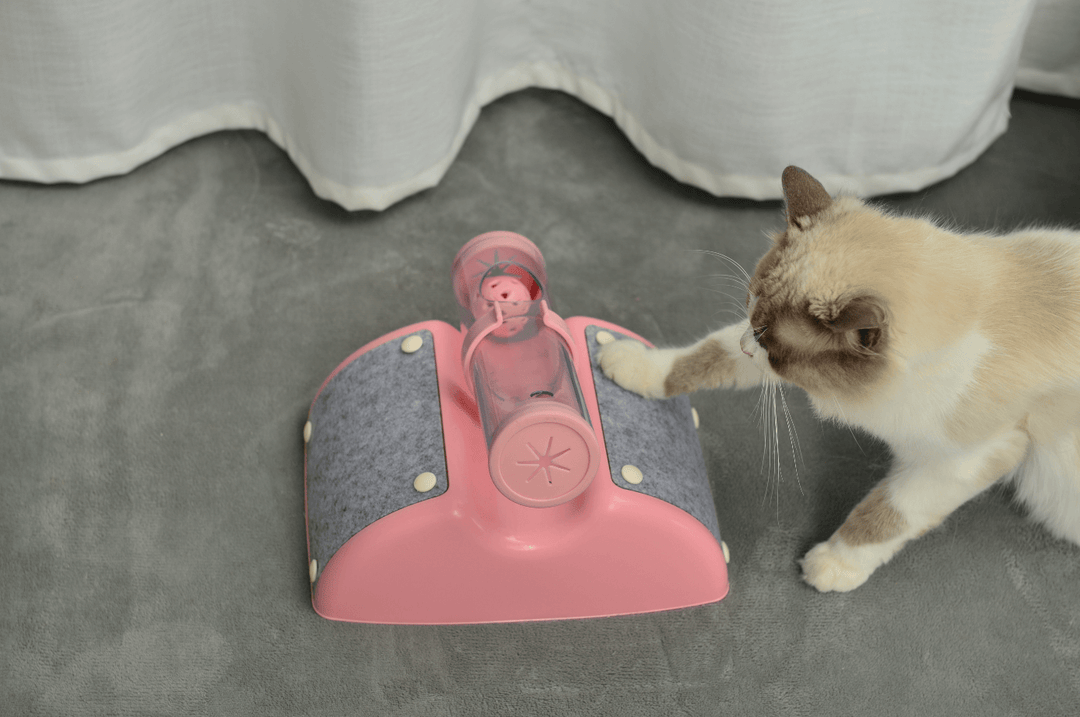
595,330,615,345
309,559,318,582
414,472,437,492
691,407,700,429
401,335,424,353
303,421,312,443
620,464,643,485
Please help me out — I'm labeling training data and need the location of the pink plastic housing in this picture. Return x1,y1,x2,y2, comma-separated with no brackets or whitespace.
306,316,729,624
303,232,728,624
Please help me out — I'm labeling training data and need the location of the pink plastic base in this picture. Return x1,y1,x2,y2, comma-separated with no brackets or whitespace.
305,318,728,624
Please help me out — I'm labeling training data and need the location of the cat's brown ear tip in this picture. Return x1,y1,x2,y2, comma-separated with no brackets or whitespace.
781,165,819,192
782,165,806,180
781,165,832,226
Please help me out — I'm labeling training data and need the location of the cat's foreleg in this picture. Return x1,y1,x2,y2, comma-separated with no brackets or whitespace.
801,427,1030,592
597,321,763,399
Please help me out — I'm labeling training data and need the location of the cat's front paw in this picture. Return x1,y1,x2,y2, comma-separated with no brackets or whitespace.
597,339,667,399
800,540,874,593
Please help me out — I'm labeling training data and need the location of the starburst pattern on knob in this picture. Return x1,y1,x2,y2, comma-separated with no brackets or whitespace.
517,437,572,484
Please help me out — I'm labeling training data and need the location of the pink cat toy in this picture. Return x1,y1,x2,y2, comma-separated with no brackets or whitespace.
303,231,729,624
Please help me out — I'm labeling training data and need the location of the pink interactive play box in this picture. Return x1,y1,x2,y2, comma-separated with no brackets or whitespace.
303,231,729,624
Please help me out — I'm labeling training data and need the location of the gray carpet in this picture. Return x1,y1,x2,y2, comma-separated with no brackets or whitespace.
3,88,1079,716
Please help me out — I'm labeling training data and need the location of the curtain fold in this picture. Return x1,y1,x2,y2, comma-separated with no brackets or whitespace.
1017,0,1080,97
1,1,1075,211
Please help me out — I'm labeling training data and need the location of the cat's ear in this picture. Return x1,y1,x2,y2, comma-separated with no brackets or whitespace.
823,295,887,352
782,166,832,230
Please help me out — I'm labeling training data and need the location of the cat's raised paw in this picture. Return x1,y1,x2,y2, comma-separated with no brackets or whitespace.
596,339,667,399
800,540,874,593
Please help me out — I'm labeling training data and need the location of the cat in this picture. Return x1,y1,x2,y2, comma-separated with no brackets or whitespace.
598,165,1080,592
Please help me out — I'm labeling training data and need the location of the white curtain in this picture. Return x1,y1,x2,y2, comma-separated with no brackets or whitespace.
1017,0,1080,96
1,1,1077,211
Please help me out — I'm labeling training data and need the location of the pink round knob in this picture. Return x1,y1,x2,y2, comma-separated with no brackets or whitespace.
488,403,599,508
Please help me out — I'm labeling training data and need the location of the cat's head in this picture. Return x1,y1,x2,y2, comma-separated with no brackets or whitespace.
742,166,933,399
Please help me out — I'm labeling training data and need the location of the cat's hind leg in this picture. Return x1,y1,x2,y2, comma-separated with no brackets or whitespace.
1012,427,1080,546
802,426,1030,592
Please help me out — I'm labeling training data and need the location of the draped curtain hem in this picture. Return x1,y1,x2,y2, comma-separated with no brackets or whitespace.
0,61,1017,211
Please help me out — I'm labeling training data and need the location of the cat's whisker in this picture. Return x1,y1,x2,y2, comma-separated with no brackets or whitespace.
830,396,867,456
693,249,753,285
777,383,805,495
701,275,751,292
758,384,774,510
770,380,783,520
701,288,750,306
707,302,753,325
749,373,806,515
696,268,748,283
698,265,750,282
693,250,755,319
719,260,752,289
698,276,750,305
754,380,775,509
712,309,749,325
754,383,770,466
754,375,785,520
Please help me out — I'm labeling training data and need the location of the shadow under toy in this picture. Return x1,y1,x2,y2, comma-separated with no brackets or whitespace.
304,231,729,624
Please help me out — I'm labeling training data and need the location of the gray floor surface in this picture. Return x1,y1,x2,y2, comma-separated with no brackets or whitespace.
3,88,1080,716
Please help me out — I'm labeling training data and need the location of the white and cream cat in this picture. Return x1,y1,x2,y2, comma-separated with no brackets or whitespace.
598,166,1080,592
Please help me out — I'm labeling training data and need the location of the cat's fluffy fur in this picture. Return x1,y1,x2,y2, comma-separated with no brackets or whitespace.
598,166,1080,592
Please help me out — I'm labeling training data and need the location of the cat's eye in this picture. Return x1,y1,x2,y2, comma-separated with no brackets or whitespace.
753,326,767,342
857,328,881,350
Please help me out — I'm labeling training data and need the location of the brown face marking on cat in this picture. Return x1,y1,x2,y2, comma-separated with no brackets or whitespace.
664,339,737,397
749,292,890,396
813,295,887,335
748,246,782,300
837,483,906,546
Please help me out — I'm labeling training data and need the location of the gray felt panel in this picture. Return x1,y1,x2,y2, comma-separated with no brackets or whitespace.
586,325,722,544
305,329,448,576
